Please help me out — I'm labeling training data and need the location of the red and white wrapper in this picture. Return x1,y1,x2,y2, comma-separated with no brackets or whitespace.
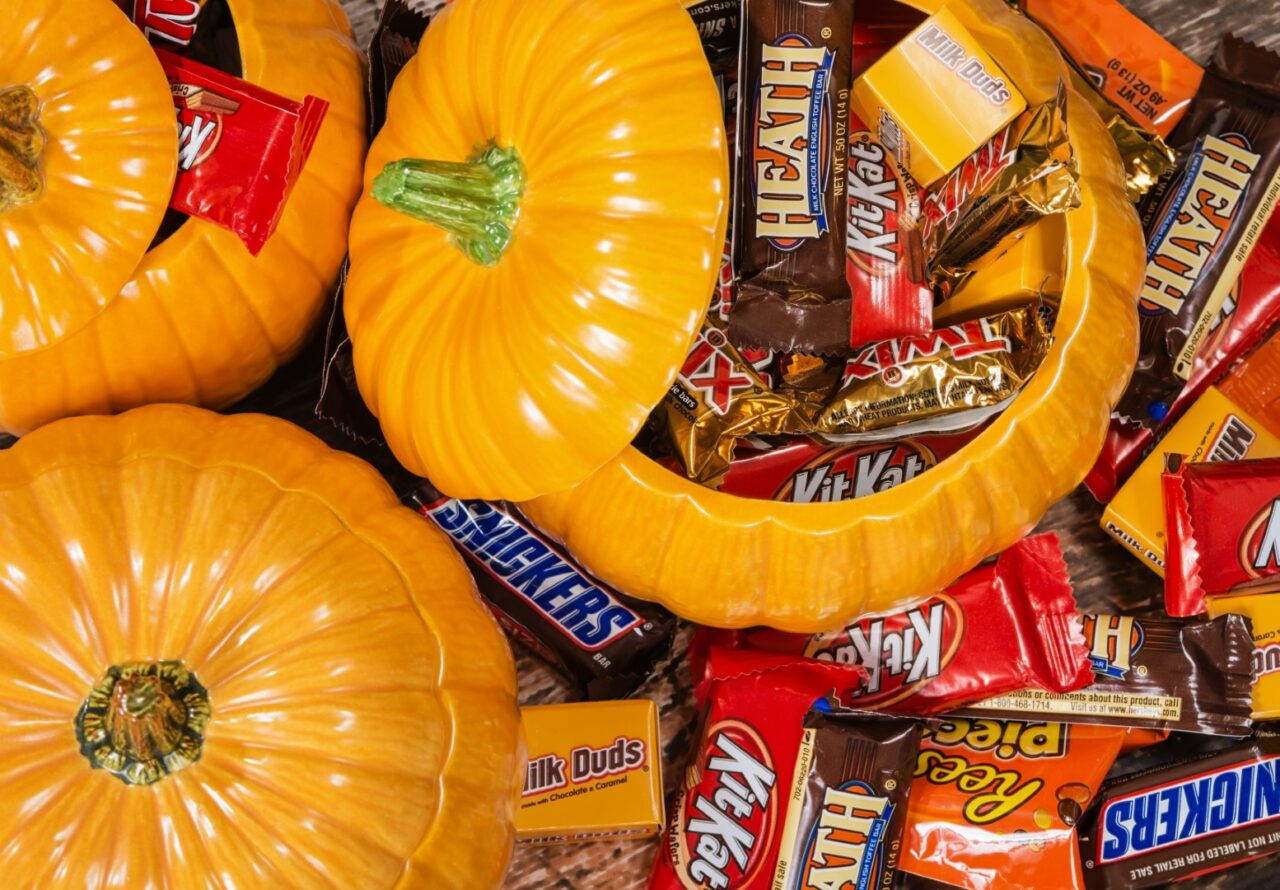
648,649,866,890
157,49,328,254
696,534,1091,715
1163,455,1280,616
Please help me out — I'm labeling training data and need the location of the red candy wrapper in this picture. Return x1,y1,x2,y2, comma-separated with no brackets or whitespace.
649,648,867,890
715,428,982,503
846,113,933,347
699,534,1091,715
1086,215,1280,502
1163,455,1280,616
156,49,327,255
123,0,205,47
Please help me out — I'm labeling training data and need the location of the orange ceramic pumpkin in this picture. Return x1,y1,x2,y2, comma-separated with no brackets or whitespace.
346,0,729,501
524,0,1145,631
0,0,367,437
0,405,522,888
0,0,176,360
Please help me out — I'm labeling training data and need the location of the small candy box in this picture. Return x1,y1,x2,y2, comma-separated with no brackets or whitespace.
852,6,1026,187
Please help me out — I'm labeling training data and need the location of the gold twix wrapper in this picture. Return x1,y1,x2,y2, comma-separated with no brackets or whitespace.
814,305,1051,441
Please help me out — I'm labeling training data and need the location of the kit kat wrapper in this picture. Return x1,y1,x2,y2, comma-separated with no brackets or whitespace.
1163,455,1280,617
1078,735,1280,888
697,533,1091,715
649,649,867,890
957,613,1255,737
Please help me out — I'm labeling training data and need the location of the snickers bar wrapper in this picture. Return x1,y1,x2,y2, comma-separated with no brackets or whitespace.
1101,385,1280,576
959,613,1255,737
772,708,921,890
413,490,676,700
1163,455,1280,616
518,700,664,845
1208,590,1280,721
1119,36,1280,428
1078,735,1280,888
729,0,854,354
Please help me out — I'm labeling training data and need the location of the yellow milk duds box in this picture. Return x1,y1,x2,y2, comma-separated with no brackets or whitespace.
1208,589,1280,721
517,699,664,845
1101,386,1280,575
935,214,1066,323
851,6,1026,187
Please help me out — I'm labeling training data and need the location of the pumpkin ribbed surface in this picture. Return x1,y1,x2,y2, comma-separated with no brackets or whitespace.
0,0,176,358
346,0,728,501
0,0,367,436
0,406,521,889
524,0,1144,631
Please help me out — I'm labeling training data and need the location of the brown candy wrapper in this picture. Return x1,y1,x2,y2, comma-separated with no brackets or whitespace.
729,0,854,354
922,86,1081,301
1118,35,1280,430
813,305,1051,442
958,613,1255,737
655,321,806,486
771,707,921,890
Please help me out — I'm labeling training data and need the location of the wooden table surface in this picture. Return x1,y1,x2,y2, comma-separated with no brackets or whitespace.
328,1,1280,887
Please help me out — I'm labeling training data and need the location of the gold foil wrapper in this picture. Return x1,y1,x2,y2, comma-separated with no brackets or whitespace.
924,85,1081,299
813,305,1051,440
657,321,807,486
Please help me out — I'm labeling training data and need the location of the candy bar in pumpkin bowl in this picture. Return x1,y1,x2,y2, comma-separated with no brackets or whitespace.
508,0,1144,631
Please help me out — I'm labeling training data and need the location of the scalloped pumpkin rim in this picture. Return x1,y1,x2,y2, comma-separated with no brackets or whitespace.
523,0,1144,632
0,404,523,889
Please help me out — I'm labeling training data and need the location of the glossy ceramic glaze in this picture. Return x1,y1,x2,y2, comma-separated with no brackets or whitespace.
0,0,367,436
524,0,1145,631
0,406,523,888
345,0,729,501
0,0,176,358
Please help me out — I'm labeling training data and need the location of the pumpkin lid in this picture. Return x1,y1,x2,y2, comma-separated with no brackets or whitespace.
0,405,522,888
346,0,729,501
0,0,177,360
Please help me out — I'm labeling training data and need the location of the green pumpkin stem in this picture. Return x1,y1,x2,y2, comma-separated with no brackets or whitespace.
372,142,524,267
0,85,44,212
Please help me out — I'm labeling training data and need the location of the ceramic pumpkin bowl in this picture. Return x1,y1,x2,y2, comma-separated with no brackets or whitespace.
0,405,522,888
523,0,1145,631
345,0,729,502
0,0,366,436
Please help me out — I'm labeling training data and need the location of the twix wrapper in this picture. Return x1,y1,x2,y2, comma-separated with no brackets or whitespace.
1118,36,1280,428
157,49,328,255
1020,0,1202,138
922,86,1080,299
902,718,1132,890
1163,455,1280,616
728,0,855,354
813,304,1050,442
649,648,867,890
771,707,921,890
701,534,1092,715
960,613,1256,737
654,320,806,486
